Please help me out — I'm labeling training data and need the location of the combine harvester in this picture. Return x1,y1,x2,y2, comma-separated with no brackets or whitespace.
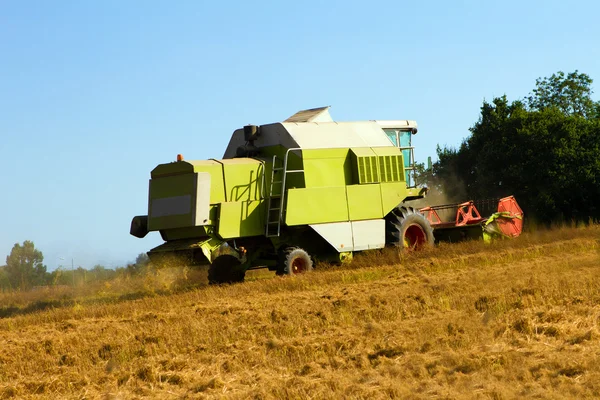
130,107,523,283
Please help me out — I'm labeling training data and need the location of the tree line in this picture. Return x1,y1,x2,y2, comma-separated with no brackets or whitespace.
418,71,600,224
0,240,151,291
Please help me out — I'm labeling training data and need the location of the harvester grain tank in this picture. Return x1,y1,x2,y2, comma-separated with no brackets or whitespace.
130,107,523,283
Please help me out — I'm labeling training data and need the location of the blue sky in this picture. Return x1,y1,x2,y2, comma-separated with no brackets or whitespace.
1,0,599,270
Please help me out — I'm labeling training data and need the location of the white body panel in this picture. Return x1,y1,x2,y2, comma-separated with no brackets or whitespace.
351,220,386,251
194,172,211,225
309,219,386,252
222,108,417,158
284,121,394,149
309,222,353,251
375,120,417,130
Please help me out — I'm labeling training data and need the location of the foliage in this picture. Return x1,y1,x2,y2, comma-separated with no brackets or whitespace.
428,72,600,223
89,264,118,281
527,70,598,118
126,252,152,276
0,266,10,289
4,241,48,290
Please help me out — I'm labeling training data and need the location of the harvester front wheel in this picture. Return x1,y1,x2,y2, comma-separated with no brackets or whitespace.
282,248,313,275
386,206,434,249
208,255,245,285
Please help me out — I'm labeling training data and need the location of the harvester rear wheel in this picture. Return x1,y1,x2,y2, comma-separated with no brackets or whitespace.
386,206,434,249
282,248,313,275
208,255,245,285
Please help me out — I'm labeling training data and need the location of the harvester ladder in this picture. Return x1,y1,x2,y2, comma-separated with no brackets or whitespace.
265,155,284,237
265,148,304,237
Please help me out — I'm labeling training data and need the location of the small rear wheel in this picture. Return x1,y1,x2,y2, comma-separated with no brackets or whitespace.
208,255,245,284
281,247,313,275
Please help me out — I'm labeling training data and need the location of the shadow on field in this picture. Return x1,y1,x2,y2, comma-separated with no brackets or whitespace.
0,300,72,318
0,271,210,319
0,290,172,319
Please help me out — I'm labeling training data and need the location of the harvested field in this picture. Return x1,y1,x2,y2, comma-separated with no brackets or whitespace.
0,225,599,399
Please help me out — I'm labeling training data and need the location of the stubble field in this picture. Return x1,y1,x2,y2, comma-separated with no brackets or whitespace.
0,225,599,399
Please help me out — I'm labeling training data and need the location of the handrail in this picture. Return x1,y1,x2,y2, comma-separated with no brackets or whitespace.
279,147,304,227
398,146,417,188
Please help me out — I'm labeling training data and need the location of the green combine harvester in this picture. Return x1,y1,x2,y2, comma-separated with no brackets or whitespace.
130,107,522,283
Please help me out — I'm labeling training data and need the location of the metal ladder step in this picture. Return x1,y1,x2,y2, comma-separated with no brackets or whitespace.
266,155,284,237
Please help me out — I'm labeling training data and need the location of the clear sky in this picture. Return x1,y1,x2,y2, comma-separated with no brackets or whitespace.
1,0,599,270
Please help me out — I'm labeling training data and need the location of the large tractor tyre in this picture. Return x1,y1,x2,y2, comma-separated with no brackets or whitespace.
208,255,245,285
386,206,434,249
281,248,313,275
275,246,289,276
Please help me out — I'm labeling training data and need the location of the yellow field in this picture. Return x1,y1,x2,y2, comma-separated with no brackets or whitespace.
0,225,599,399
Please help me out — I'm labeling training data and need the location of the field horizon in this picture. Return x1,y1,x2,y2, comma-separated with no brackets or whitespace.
0,225,599,399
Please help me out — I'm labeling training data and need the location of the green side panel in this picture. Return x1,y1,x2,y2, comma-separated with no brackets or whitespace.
371,147,405,183
380,182,409,216
284,151,306,190
148,174,196,230
151,160,225,204
350,147,406,185
302,148,352,188
221,159,264,202
195,162,226,203
256,147,305,189
347,184,384,220
350,148,378,184
218,200,265,239
285,187,349,226
161,226,209,241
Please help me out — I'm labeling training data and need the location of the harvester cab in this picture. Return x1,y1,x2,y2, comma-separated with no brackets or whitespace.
130,107,522,284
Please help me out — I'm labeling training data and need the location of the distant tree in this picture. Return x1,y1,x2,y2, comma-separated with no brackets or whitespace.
0,266,10,289
135,253,150,267
125,253,152,276
89,264,116,281
526,70,599,118
74,267,87,285
5,241,48,290
50,268,69,286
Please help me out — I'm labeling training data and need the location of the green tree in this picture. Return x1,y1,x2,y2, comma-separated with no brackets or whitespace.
125,253,151,276
5,241,48,290
526,70,599,118
135,253,150,267
428,71,600,223
0,266,10,289
89,264,116,281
